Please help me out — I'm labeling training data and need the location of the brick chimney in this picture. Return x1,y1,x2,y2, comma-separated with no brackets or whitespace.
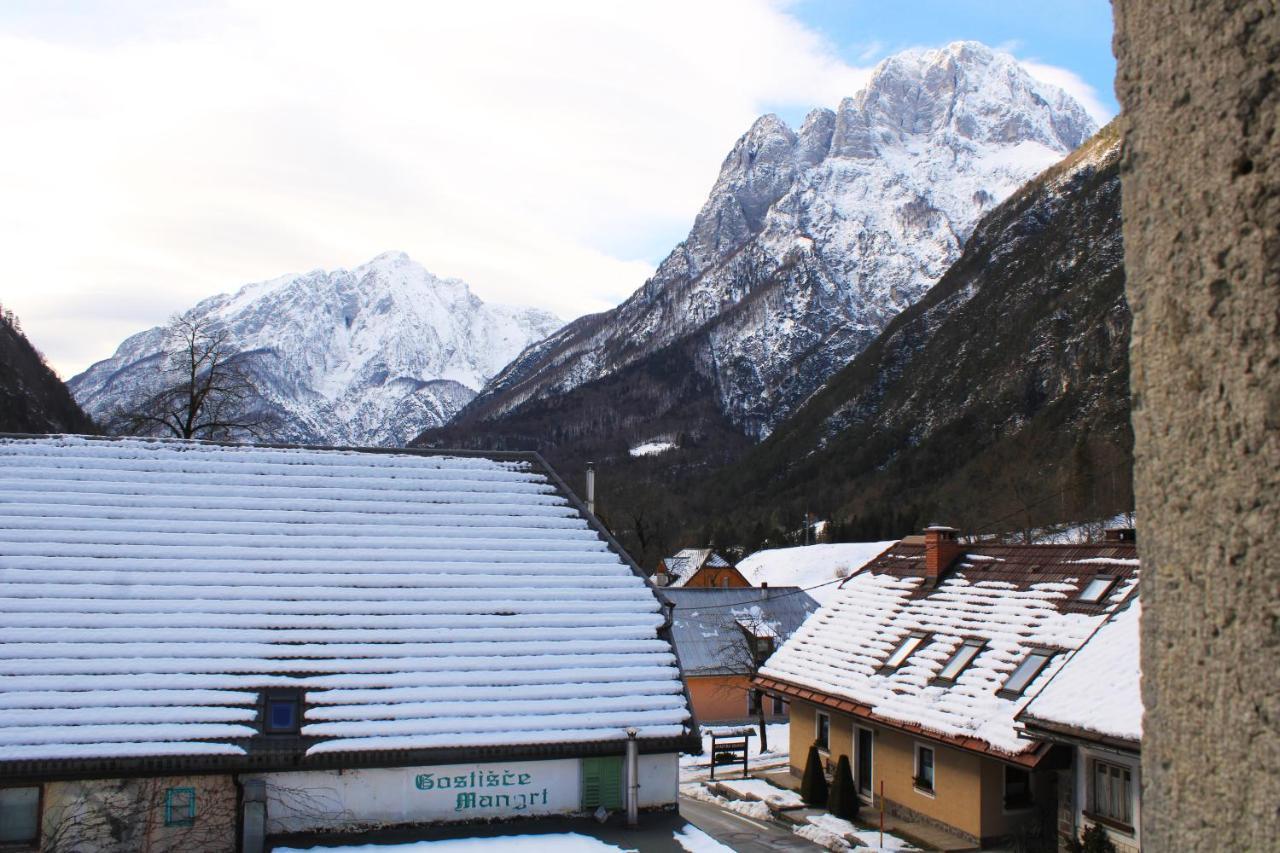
924,525,962,585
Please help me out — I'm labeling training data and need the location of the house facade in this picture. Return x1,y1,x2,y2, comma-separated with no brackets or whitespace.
653,548,750,589
1018,596,1143,852
0,435,697,851
756,527,1139,848
663,587,819,723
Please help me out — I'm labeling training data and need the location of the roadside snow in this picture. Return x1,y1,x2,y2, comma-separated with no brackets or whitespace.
738,543,896,604
672,824,735,852
800,814,920,852
714,778,804,809
275,833,630,852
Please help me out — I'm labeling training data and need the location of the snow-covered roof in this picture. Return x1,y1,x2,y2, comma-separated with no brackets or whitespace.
0,435,691,768
1019,596,1142,746
737,542,898,604
663,588,819,676
660,548,733,587
758,541,1139,759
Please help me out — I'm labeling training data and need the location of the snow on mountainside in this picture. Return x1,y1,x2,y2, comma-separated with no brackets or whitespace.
452,42,1097,441
69,252,562,446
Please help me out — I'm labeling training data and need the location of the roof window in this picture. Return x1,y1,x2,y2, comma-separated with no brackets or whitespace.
935,640,984,683
1078,576,1117,603
1000,650,1054,697
883,632,928,670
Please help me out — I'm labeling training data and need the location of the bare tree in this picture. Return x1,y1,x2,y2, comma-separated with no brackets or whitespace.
110,313,278,440
712,609,782,752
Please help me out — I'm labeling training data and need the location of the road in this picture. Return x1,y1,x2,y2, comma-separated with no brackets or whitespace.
679,793,823,852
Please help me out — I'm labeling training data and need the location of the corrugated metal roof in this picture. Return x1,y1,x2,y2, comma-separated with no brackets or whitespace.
664,587,820,676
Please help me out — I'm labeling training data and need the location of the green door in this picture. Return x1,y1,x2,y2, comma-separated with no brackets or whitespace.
581,756,623,810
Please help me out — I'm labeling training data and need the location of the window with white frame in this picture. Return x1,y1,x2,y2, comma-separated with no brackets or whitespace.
1078,575,1117,603
913,744,935,792
1090,759,1134,827
0,786,40,845
816,711,830,751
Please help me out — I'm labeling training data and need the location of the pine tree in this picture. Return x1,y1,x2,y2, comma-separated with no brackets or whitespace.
800,742,829,806
827,753,859,820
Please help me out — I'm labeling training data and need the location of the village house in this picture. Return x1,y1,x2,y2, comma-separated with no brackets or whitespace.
1018,594,1143,852
0,435,697,852
755,526,1140,848
653,548,749,588
662,586,819,724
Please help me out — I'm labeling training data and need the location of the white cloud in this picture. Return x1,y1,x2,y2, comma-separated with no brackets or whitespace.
0,0,874,377
1019,59,1115,126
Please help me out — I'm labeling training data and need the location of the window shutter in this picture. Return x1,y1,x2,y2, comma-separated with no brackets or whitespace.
581,756,623,810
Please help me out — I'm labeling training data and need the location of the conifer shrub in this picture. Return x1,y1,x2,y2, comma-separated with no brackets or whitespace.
800,742,829,806
1069,824,1117,853
827,753,859,820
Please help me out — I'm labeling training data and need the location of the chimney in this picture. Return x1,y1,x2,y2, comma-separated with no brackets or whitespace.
924,525,962,585
585,462,595,516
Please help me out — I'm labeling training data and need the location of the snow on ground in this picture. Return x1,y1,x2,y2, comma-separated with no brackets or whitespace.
679,723,789,772
672,824,735,852
713,778,804,809
276,833,630,852
738,543,897,604
629,441,676,457
799,814,920,852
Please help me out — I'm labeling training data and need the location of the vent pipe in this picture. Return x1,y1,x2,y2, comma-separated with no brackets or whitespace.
625,727,639,826
585,462,596,516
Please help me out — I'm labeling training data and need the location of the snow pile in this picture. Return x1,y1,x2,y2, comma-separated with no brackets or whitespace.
738,543,897,603
672,824,735,852
802,814,920,852
69,252,562,447
1022,598,1142,742
761,545,1139,755
714,778,804,809
0,436,688,762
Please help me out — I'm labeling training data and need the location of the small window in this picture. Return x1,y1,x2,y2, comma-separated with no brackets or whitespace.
1079,576,1116,603
1090,759,1134,827
772,694,785,715
914,744,935,792
936,640,984,682
748,689,762,715
1004,766,1032,810
884,632,927,669
163,786,196,827
1001,650,1054,697
0,786,40,844
264,692,302,734
816,711,830,751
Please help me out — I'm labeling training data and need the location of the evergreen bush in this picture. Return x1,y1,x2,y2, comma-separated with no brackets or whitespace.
827,753,859,820
799,742,829,806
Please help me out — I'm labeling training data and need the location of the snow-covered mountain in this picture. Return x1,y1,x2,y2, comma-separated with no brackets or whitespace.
441,42,1096,443
69,252,562,446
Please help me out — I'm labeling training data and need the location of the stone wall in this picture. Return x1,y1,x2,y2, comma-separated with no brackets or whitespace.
1113,1,1279,849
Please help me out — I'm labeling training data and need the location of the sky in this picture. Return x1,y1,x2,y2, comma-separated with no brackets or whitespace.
0,1,1118,379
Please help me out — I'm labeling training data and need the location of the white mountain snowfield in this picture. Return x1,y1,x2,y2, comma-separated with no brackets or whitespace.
468,41,1098,439
68,252,562,446
737,542,898,603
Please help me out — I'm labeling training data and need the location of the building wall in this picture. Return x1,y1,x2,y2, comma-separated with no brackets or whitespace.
251,754,679,836
688,675,788,723
39,774,236,853
1112,2,1279,849
682,567,750,588
787,699,1045,844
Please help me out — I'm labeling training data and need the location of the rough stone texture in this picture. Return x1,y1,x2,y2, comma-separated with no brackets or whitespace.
1114,2,1280,849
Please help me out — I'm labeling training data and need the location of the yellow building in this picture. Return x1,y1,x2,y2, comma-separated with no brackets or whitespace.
756,527,1139,849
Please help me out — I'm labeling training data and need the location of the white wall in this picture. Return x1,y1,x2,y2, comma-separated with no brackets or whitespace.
251,753,679,834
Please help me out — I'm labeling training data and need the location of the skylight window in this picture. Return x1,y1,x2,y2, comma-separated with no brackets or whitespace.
936,640,984,682
1000,650,1054,697
884,632,927,669
1078,576,1117,603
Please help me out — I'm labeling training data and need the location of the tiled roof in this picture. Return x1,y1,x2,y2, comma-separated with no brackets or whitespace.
1019,594,1142,746
663,587,820,676
0,436,691,768
759,540,1138,757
